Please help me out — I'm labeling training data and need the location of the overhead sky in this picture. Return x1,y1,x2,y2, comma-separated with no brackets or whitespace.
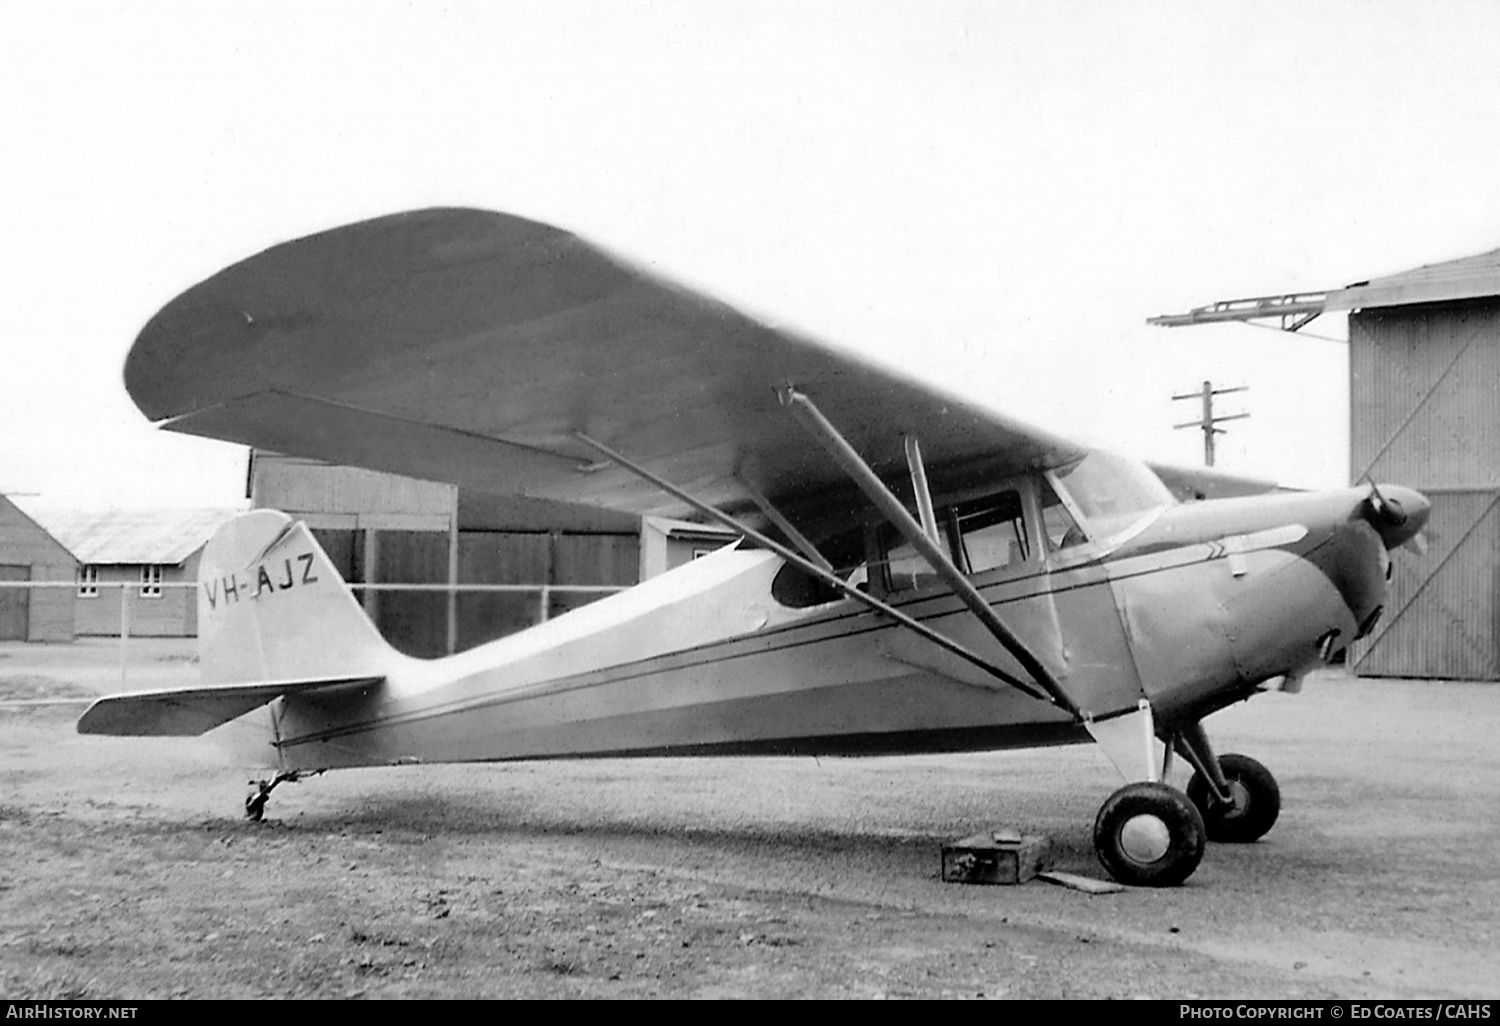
3,0,1498,508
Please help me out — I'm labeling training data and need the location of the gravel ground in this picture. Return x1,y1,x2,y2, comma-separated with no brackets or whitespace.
1,640,1497,999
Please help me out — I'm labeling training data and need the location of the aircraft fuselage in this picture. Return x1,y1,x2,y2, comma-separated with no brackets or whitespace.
222,483,1426,774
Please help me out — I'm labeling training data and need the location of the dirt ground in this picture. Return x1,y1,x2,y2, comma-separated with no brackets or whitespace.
1,639,1497,999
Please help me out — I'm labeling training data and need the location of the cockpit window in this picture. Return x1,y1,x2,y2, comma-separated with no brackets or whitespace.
1051,449,1174,542
1039,479,1086,551
952,490,1028,573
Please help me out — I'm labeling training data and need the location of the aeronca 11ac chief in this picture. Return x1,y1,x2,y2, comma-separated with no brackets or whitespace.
80,208,1430,887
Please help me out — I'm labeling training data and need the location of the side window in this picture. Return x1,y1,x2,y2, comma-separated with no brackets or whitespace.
953,490,1028,574
1040,479,1086,551
770,525,870,608
880,526,943,592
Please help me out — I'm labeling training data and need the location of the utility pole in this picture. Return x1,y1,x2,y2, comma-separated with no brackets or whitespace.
1172,381,1248,467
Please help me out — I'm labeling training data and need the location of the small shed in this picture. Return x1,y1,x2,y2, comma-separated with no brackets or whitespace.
29,508,240,637
640,517,740,579
0,496,77,642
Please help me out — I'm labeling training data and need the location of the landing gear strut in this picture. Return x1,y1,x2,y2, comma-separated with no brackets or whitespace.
244,770,314,821
1094,781,1206,886
1173,721,1281,843
1186,753,1280,843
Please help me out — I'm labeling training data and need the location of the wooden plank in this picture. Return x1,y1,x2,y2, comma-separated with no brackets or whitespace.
1037,871,1126,894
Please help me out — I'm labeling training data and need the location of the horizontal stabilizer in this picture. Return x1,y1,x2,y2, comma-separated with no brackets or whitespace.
76,675,382,737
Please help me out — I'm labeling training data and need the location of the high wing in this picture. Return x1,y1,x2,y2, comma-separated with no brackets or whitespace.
126,208,1083,523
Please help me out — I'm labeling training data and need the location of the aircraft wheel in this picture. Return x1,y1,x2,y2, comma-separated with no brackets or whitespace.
1187,753,1280,843
245,778,271,822
1094,782,1206,887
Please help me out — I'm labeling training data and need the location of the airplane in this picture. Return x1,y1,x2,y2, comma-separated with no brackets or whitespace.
77,208,1430,887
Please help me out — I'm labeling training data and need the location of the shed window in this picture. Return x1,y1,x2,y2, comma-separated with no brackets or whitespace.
77,565,99,598
139,564,163,598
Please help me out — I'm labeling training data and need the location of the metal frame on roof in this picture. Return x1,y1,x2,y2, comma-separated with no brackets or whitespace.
1147,247,1500,333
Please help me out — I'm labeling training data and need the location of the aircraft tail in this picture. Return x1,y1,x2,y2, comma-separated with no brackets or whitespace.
196,509,397,684
79,510,397,738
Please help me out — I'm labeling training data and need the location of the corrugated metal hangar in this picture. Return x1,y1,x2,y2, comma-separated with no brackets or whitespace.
1153,246,1500,680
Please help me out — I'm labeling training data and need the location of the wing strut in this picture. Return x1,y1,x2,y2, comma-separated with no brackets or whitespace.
572,432,1050,702
778,387,1080,718
735,476,834,572
904,436,940,544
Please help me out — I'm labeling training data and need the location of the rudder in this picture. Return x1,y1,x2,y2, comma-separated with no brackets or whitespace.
198,510,398,684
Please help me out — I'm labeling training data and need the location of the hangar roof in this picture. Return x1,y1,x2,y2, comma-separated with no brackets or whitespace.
1326,246,1500,311
22,507,240,566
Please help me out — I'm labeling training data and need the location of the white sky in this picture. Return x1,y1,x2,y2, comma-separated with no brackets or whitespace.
3,0,1499,508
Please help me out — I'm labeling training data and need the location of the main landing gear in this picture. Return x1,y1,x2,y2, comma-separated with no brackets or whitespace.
1094,781,1206,887
1186,752,1281,843
1171,720,1280,844
1090,718,1282,886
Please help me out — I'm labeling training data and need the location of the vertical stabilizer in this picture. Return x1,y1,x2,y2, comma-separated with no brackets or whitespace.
197,510,398,684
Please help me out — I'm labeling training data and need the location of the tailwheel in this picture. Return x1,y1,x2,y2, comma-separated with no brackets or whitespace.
243,770,313,822
244,781,272,822
1094,781,1206,887
1186,753,1280,843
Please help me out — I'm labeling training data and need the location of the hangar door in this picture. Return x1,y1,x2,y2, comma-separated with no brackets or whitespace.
0,565,29,641
1348,298,1500,680
1352,491,1500,680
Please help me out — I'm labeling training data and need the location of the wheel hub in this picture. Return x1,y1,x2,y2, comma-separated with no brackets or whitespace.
1223,780,1250,817
1119,813,1171,863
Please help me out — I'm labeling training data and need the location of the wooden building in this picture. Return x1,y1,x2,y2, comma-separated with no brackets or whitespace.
250,452,675,657
0,496,76,642
29,508,239,637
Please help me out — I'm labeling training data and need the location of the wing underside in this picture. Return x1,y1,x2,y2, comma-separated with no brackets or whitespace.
126,208,1083,520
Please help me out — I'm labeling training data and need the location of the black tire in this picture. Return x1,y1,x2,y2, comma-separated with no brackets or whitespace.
1094,782,1206,887
1186,753,1280,843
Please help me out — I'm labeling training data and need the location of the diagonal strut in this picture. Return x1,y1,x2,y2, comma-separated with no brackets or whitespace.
778,387,1080,718
572,431,1050,702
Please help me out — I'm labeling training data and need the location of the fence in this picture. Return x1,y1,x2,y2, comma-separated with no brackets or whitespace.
0,579,631,682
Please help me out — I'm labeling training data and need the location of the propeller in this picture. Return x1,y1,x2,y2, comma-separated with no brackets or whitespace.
1364,478,1430,554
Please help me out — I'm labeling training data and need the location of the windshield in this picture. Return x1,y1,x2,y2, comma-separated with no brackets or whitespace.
1051,449,1174,542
